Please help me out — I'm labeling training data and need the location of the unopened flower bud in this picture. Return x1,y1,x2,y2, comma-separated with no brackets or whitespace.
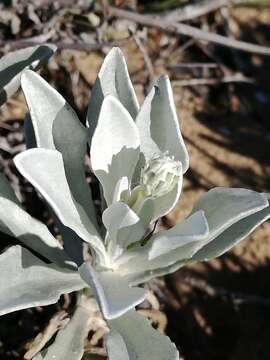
140,153,181,198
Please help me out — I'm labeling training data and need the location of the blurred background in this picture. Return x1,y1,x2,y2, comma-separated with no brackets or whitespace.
1,0,270,359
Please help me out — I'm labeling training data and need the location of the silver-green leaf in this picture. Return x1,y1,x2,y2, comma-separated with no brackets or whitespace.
0,44,56,106
107,310,179,360
0,246,85,316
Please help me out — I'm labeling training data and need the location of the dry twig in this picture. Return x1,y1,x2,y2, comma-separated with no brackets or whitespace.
148,0,266,22
24,311,69,359
107,6,270,56
158,0,231,22
171,73,254,87
0,38,130,51
168,63,219,70
132,31,155,89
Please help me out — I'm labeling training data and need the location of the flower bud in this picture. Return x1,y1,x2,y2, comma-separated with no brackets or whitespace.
140,153,181,198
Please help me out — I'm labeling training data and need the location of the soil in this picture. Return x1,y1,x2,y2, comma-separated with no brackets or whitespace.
165,86,270,360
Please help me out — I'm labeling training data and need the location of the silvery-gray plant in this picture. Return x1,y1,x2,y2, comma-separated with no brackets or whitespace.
0,44,56,105
0,47,270,360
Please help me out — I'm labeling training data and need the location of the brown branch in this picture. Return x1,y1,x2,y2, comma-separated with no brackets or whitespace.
107,6,270,56
132,32,155,89
24,311,69,359
143,0,266,23
168,62,220,70
171,73,254,86
157,0,231,22
0,38,130,51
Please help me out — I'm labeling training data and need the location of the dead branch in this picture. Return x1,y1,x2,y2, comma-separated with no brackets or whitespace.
24,311,69,359
0,38,130,51
132,31,155,89
144,0,268,23
157,0,231,22
171,73,254,86
107,6,270,56
168,63,219,70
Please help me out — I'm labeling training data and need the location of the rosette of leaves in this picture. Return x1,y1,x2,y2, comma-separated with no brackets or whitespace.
0,47,269,360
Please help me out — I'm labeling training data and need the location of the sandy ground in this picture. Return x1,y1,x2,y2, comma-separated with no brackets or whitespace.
164,81,270,359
